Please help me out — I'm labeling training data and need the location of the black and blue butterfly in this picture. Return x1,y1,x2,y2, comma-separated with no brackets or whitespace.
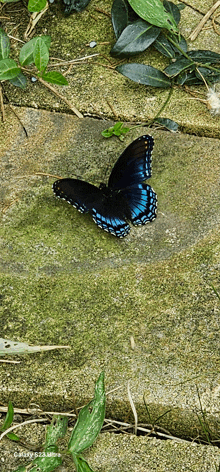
52,135,157,238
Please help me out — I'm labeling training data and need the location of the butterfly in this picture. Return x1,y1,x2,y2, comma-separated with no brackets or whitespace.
52,135,157,238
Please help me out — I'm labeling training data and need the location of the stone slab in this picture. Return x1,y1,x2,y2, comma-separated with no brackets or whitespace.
0,108,220,444
1,0,220,136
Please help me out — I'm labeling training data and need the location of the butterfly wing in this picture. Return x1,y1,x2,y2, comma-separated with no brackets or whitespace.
120,183,157,225
108,135,154,190
53,179,130,237
53,178,102,213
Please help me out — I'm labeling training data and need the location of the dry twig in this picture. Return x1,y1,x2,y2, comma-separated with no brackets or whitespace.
189,0,220,41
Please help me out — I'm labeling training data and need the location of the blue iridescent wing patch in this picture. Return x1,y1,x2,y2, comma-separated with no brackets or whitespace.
53,135,157,237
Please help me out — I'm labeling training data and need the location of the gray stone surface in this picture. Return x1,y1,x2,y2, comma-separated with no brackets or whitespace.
0,0,220,469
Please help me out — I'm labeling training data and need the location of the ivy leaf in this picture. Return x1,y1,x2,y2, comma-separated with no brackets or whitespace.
127,0,178,33
63,0,91,15
111,0,129,39
164,57,194,77
33,37,49,71
28,0,47,13
0,27,10,60
164,0,180,25
19,36,51,66
176,70,201,85
117,63,171,87
154,32,187,58
111,19,160,57
0,59,20,81
41,71,68,85
9,72,27,89
188,49,220,63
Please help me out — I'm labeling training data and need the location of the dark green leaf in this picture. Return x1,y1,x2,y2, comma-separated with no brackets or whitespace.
28,0,47,13
9,72,27,89
32,445,62,471
0,59,20,80
127,0,178,33
73,455,95,472
111,0,129,39
195,66,220,83
154,33,176,58
154,33,187,59
19,36,51,66
63,0,91,15
164,56,194,76
41,71,68,85
117,63,171,87
1,400,14,431
176,70,201,85
34,37,49,71
164,0,180,25
155,117,178,131
111,19,160,57
68,372,105,455
0,28,10,60
45,416,68,448
188,50,220,64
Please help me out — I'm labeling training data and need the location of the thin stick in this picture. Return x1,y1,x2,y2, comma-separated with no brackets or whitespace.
0,418,46,441
36,76,84,119
189,0,220,41
0,85,5,121
127,381,138,435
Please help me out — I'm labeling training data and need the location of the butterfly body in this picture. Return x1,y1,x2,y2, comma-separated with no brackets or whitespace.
53,135,157,238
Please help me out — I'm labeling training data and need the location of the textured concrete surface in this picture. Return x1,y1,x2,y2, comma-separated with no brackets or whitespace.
1,0,220,136
0,0,220,470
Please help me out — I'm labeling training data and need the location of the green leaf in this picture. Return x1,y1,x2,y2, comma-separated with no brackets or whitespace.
127,0,178,33
154,33,176,58
155,117,178,131
195,66,220,83
176,70,201,85
154,33,187,59
28,0,47,13
164,0,180,25
102,122,130,139
0,59,20,80
164,56,194,77
188,49,220,64
31,445,62,471
34,37,49,71
0,27,10,60
68,372,105,455
111,19,160,57
73,455,95,472
111,0,129,39
101,129,114,138
117,63,171,87
6,432,20,441
1,400,14,431
45,416,68,448
13,467,27,472
41,71,68,85
9,72,27,89
19,36,51,66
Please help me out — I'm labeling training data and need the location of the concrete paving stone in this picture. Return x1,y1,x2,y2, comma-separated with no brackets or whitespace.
0,0,220,469
0,425,220,471
1,0,220,136
0,108,219,445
